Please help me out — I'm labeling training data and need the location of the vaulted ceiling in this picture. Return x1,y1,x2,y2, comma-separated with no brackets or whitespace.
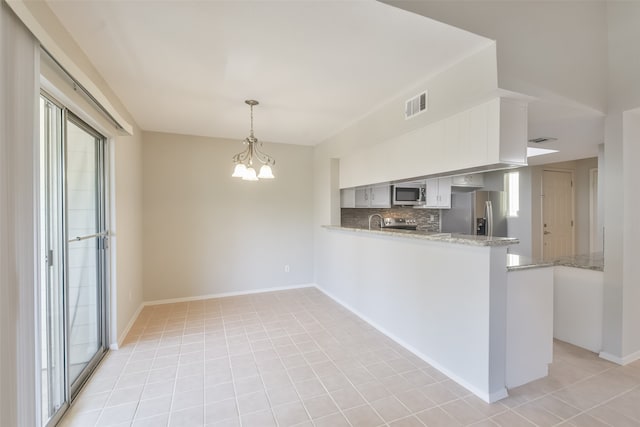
47,0,492,146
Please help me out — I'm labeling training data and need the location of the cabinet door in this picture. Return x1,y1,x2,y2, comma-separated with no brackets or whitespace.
370,185,390,208
438,177,452,208
355,187,370,208
425,178,440,208
340,188,355,208
425,178,452,208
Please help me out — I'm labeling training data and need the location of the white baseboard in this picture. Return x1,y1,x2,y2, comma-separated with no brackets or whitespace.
599,349,640,365
314,285,507,403
111,302,145,350
143,283,316,307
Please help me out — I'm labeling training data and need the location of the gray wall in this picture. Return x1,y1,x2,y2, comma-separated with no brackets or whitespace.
142,132,315,301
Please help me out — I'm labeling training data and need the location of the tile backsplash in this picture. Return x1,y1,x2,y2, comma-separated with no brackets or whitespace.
341,207,440,231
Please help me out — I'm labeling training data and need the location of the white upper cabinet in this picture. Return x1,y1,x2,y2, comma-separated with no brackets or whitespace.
349,185,391,208
425,177,452,209
340,188,355,208
369,184,391,208
354,187,369,208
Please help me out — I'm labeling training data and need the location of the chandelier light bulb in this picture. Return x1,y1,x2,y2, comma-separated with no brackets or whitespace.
258,164,274,179
232,163,247,178
242,167,258,181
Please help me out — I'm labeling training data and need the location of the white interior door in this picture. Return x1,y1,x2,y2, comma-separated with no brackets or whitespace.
542,170,574,260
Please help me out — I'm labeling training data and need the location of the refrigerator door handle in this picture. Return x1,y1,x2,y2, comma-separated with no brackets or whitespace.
485,201,493,237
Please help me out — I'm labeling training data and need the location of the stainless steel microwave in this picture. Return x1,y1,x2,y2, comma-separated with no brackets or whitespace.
392,184,425,206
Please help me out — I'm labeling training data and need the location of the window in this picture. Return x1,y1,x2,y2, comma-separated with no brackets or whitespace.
505,171,520,217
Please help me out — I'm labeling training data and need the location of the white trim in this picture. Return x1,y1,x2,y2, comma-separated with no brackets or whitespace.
314,285,508,403
143,283,316,307
589,168,598,253
111,302,144,350
599,349,640,366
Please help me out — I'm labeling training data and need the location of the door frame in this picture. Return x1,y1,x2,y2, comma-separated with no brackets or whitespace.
540,168,575,260
64,110,110,399
39,89,112,426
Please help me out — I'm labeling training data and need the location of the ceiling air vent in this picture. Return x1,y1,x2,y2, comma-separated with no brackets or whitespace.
405,91,428,119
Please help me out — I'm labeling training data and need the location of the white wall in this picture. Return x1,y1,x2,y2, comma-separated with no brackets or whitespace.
112,130,143,344
318,228,509,402
601,1,640,363
142,132,314,302
321,43,498,161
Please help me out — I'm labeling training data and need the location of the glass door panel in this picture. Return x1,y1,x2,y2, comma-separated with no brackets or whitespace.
40,96,66,426
65,117,106,393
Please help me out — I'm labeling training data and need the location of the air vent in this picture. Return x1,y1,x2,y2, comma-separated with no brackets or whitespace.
405,91,427,119
528,137,558,144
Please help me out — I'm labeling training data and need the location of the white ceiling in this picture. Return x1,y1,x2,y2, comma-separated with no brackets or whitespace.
46,0,492,146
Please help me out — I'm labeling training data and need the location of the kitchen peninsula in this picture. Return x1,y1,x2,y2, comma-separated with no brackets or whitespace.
317,225,553,403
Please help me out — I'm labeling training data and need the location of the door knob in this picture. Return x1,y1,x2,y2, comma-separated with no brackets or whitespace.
544,231,551,235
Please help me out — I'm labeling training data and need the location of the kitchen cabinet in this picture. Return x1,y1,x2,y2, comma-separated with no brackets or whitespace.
370,184,391,208
340,188,355,208
451,173,484,188
425,177,451,208
351,185,391,208
355,187,369,208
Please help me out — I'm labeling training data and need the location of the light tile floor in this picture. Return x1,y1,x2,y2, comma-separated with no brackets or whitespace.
59,287,640,427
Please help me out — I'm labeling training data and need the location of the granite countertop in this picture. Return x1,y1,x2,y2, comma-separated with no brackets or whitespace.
555,252,604,271
507,252,604,272
323,225,519,247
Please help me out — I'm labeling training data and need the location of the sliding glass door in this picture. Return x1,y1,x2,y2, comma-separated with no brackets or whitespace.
65,114,108,394
40,93,108,426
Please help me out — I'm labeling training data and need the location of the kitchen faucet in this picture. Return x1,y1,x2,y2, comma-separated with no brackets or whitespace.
368,213,384,230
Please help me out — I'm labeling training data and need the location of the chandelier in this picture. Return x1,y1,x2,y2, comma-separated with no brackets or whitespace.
232,100,275,181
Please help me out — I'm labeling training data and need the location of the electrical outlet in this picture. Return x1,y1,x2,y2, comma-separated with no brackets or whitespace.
284,265,290,273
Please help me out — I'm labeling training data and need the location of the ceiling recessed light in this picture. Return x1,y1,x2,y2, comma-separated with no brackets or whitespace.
527,147,559,157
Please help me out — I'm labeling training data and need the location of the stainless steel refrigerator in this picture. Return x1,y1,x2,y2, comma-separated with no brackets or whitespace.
440,191,508,237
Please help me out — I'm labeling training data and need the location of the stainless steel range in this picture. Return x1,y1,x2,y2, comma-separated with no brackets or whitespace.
382,217,417,230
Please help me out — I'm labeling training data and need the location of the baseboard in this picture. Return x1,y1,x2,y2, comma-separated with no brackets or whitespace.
111,302,145,350
143,283,316,307
599,349,640,365
314,285,507,403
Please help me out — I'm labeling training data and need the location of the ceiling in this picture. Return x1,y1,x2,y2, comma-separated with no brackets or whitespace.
47,0,492,146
